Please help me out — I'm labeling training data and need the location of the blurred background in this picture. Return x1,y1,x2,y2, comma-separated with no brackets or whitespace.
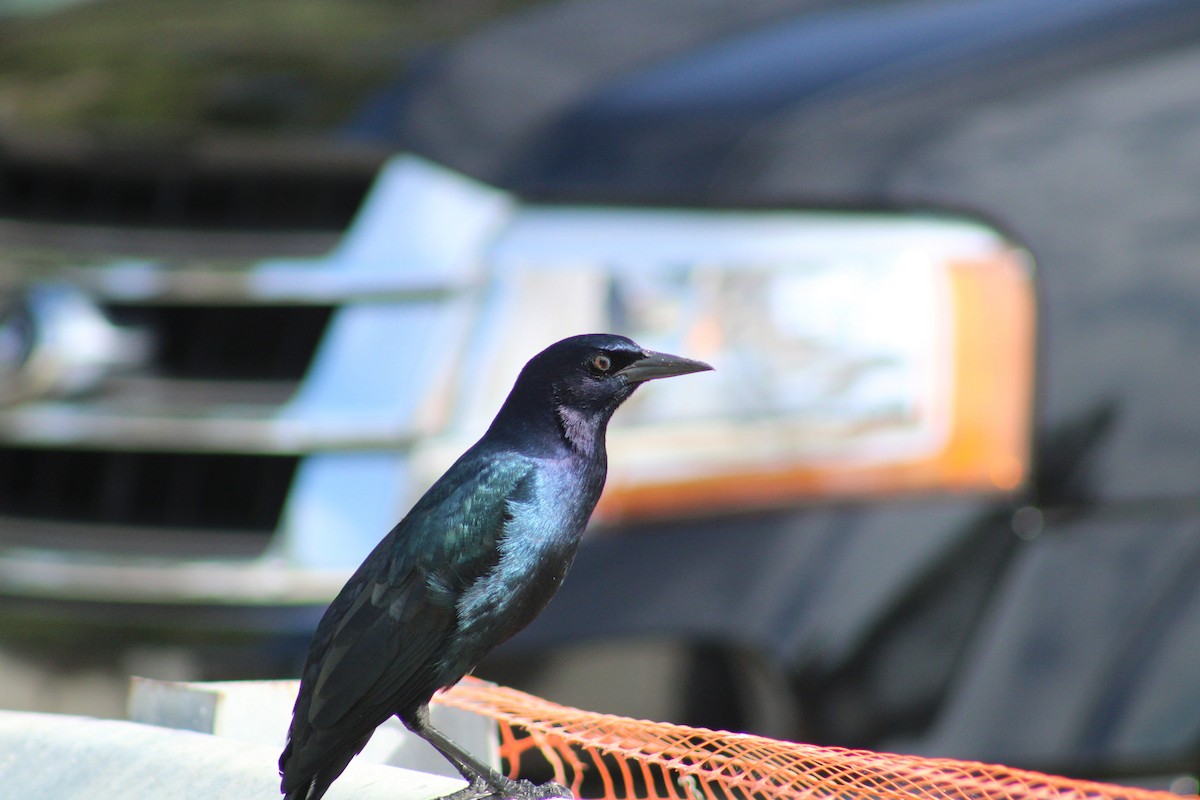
1,0,1199,793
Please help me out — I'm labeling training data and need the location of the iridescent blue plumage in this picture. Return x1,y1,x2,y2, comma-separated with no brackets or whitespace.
280,334,711,800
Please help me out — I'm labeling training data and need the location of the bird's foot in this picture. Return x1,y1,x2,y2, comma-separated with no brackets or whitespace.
505,779,573,800
440,777,572,800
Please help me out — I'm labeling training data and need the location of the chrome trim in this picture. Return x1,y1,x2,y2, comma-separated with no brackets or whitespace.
0,550,350,605
79,264,472,305
0,402,428,453
0,515,271,559
0,218,341,261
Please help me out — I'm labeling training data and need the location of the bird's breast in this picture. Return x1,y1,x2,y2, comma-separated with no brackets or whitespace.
453,456,602,650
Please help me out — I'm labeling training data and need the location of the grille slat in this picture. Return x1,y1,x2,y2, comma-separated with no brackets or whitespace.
0,448,298,556
105,303,334,381
0,153,375,232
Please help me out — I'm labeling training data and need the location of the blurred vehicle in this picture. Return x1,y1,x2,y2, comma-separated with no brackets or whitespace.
1,0,1199,791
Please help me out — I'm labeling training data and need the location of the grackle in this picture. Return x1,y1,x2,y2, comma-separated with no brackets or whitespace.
280,333,711,800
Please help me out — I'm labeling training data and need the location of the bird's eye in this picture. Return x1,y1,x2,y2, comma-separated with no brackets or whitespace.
591,353,612,373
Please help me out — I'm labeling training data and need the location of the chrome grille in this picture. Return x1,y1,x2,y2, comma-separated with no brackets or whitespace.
0,139,387,561
0,153,494,576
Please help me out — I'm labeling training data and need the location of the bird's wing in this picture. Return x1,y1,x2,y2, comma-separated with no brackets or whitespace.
296,451,536,739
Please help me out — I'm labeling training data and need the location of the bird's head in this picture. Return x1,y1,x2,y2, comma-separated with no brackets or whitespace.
495,333,712,456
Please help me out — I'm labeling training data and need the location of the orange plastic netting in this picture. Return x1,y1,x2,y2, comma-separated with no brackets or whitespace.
435,679,1193,800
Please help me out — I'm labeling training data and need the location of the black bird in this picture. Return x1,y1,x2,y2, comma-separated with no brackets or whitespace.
280,333,712,800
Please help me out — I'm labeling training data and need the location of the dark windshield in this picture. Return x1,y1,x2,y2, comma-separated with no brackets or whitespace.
0,0,545,139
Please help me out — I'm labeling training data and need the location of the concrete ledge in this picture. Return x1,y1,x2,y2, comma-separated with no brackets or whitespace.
128,678,498,780
0,709,464,800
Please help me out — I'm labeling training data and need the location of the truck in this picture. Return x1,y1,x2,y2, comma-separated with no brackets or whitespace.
1,0,1197,788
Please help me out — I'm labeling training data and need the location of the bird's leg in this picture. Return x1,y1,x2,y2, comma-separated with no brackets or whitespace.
404,705,573,800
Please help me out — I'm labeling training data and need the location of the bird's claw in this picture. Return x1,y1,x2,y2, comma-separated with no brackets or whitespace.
440,781,494,800
440,777,573,800
511,780,573,800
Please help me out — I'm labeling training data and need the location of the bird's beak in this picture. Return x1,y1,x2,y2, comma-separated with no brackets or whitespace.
616,350,714,384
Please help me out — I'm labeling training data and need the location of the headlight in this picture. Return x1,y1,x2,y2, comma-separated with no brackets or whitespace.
417,206,1034,521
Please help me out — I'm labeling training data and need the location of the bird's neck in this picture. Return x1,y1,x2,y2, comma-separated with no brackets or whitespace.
556,404,607,458
487,395,609,463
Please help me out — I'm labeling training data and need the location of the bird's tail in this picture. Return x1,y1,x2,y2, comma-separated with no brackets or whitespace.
281,777,333,800
280,738,358,800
